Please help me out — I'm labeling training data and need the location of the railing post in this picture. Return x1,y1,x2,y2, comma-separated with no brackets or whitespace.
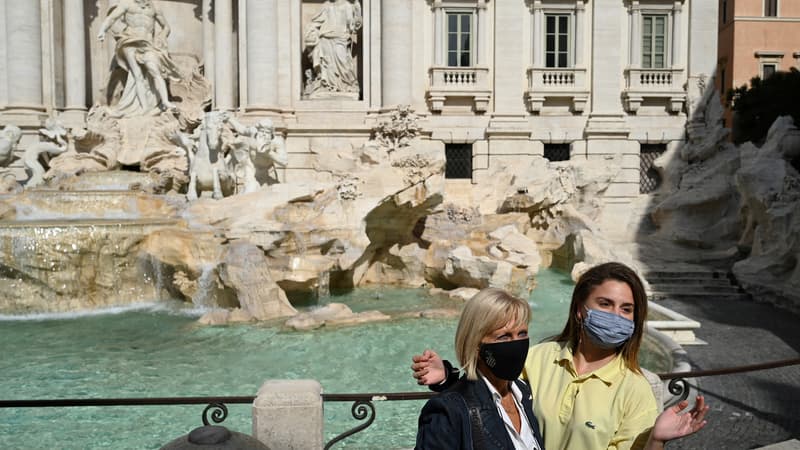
253,380,323,450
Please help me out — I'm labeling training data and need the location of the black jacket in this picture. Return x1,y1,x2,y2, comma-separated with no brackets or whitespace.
415,376,545,450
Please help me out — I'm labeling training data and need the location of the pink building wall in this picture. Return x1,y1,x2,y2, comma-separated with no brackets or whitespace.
717,0,800,125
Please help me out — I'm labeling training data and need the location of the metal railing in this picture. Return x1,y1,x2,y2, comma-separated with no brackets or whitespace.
2,358,799,449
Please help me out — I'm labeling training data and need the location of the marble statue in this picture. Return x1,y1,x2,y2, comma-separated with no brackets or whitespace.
186,111,234,200
24,119,70,187
303,0,363,98
0,125,22,167
227,117,288,193
97,0,181,117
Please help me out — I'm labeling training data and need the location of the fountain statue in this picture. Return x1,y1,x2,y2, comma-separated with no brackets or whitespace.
227,116,288,193
96,0,179,117
24,119,70,188
185,111,234,200
0,125,22,168
303,0,363,99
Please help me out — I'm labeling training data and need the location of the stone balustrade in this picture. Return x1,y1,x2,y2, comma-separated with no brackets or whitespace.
524,67,590,113
623,67,687,113
426,66,491,113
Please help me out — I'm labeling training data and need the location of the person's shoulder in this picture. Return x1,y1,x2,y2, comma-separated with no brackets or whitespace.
529,339,564,356
620,367,658,395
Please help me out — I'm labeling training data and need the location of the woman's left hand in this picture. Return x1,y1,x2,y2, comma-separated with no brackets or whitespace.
651,395,709,442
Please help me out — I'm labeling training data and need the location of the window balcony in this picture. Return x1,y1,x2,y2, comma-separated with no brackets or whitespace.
427,66,491,113
524,67,590,113
623,67,687,113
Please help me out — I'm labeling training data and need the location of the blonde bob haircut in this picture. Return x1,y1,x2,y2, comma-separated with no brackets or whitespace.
454,288,531,380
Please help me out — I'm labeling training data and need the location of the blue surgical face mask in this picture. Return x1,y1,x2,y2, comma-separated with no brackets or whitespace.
582,306,635,349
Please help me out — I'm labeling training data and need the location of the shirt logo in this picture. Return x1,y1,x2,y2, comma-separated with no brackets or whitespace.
585,421,596,429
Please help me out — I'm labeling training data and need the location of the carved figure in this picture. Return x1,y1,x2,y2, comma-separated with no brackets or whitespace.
186,111,234,200
373,105,421,153
227,117,288,193
0,173,22,194
24,119,70,188
0,125,22,167
303,0,363,98
97,0,182,117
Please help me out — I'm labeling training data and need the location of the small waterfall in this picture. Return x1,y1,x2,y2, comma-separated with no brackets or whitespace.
192,264,217,308
317,270,331,303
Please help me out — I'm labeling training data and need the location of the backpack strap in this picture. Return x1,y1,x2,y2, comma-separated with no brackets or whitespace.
452,381,487,450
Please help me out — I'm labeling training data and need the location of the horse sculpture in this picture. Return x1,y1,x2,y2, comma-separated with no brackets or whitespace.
186,111,234,200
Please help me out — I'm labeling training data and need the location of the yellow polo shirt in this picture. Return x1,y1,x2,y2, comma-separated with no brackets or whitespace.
522,341,658,450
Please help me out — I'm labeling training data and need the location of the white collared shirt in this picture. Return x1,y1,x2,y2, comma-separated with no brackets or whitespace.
480,374,541,450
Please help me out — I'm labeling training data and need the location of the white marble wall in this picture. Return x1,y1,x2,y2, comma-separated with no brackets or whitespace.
0,0,718,231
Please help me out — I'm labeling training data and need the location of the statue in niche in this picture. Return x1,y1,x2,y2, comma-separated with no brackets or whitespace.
226,117,288,193
303,0,363,99
97,0,182,117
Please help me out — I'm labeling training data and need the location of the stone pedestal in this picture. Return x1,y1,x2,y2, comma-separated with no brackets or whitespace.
252,380,323,450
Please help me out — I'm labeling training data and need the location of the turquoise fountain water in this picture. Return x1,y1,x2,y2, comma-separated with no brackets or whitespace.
0,269,664,449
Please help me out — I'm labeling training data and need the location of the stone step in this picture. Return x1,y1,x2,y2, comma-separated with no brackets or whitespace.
644,271,726,280
647,277,734,287
755,439,800,450
648,283,742,294
649,290,752,301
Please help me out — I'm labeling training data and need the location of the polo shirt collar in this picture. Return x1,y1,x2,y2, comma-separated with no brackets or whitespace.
556,341,626,385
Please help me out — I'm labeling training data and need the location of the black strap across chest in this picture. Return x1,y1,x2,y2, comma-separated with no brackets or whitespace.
452,381,488,450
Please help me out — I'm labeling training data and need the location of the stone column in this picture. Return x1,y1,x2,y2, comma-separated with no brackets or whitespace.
686,0,718,117
245,0,278,110
575,1,585,66
381,0,412,107
253,380,323,450
586,0,628,125
476,1,487,66
203,0,215,91
214,0,235,110
630,2,641,67
492,0,527,115
532,2,543,67
671,1,682,68
63,0,86,113
434,5,443,65
5,0,43,111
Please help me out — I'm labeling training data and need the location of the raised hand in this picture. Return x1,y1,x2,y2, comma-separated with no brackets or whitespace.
647,395,709,449
411,349,446,386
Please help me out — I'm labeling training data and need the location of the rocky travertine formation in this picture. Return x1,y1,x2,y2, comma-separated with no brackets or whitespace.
648,87,800,313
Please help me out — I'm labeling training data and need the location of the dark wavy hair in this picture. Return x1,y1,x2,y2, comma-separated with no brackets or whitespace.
555,262,648,374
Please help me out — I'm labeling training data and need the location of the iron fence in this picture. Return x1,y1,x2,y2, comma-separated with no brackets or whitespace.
2,358,799,449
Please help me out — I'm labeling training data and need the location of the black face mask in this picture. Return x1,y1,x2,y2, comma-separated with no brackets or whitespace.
478,338,530,380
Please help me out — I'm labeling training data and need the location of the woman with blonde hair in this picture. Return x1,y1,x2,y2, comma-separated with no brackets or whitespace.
413,262,708,450
415,288,544,449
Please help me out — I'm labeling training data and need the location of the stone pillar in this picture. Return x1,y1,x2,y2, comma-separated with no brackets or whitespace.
214,0,235,110
671,1,682,68
589,0,626,116
5,0,43,111
575,1,585,67
203,0,215,91
63,0,86,113
686,0,718,117
532,2,543,67
492,0,527,115
630,2,641,67
434,6,443,65
253,380,323,450
476,1,487,66
245,0,278,110
381,0,412,108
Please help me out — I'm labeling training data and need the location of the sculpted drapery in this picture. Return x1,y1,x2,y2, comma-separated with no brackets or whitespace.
303,0,363,98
